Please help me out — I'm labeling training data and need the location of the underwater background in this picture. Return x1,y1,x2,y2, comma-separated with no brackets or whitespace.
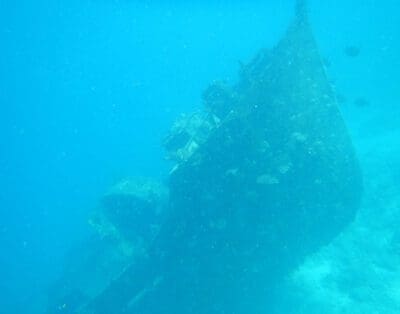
0,0,399,313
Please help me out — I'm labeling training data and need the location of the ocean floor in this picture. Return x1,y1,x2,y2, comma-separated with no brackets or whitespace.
278,129,400,313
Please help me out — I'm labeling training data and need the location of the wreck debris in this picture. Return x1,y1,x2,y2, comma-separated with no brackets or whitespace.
202,81,238,119
163,113,217,163
46,178,167,314
99,177,168,244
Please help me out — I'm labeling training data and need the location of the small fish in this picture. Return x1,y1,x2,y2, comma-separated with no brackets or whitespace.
344,45,361,57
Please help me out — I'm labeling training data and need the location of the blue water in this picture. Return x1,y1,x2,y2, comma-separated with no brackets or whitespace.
0,0,399,313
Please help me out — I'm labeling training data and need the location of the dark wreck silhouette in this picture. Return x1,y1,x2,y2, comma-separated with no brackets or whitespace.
47,1,363,313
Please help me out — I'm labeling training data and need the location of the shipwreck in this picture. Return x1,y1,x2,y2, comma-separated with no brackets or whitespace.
47,1,363,313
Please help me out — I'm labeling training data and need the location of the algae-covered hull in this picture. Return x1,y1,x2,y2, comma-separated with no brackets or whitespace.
77,1,362,313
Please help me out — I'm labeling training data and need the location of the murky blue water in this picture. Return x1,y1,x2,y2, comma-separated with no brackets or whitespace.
0,1,399,313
